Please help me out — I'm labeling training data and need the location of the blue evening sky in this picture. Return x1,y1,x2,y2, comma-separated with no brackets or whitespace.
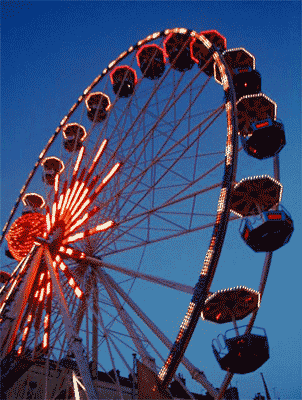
1,1,301,399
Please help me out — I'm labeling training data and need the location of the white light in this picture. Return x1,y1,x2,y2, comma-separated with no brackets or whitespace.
118,51,127,59
60,116,67,126
108,60,116,69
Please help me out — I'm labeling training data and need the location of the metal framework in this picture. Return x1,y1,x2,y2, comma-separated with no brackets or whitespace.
0,28,284,400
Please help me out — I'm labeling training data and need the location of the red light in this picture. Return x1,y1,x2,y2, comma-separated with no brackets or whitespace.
256,121,269,129
244,228,249,240
216,312,222,321
5,213,46,261
110,65,138,85
268,213,282,220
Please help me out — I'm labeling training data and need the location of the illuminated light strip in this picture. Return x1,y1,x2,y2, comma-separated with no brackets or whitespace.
63,220,114,244
54,173,60,195
39,148,47,159
0,276,22,314
57,180,68,214
217,188,227,213
108,60,116,69
43,332,48,348
65,206,100,237
58,194,64,211
56,261,84,300
46,212,51,232
46,281,51,295
60,116,67,126
158,353,174,381
60,187,71,216
87,139,108,176
200,249,214,276
177,302,195,341
65,180,80,211
69,198,91,225
63,232,84,244
22,326,29,341
52,202,57,226
67,182,86,216
92,163,121,199
0,303,6,315
64,174,90,222
4,276,20,302
65,212,89,235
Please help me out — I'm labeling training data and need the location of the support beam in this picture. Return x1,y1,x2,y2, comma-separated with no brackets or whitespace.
0,245,43,357
44,247,98,400
217,372,233,400
96,267,155,371
102,270,218,397
92,276,98,379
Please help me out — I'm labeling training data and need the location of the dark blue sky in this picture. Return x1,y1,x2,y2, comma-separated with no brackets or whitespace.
1,2,301,399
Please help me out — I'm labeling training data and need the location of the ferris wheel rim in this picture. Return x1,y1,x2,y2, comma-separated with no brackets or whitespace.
1,27,231,247
0,27,253,400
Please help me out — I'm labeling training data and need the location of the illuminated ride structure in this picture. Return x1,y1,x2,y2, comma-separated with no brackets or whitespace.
0,28,293,400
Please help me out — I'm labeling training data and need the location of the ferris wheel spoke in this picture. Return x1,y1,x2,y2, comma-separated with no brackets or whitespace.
88,257,194,294
97,300,125,399
129,317,195,400
100,60,188,168
89,199,239,257
102,218,225,257
114,107,224,229
109,68,200,175
44,247,98,400
108,329,141,356
108,335,133,374
120,90,223,197
97,267,155,370
102,270,218,396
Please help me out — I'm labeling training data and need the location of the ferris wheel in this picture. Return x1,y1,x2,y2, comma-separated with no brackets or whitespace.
0,28,294,400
